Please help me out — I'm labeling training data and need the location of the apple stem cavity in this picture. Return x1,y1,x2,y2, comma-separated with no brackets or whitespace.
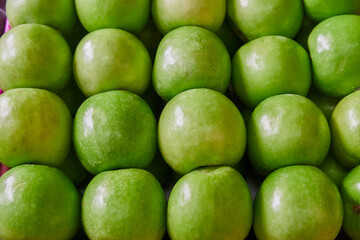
353,205,360,215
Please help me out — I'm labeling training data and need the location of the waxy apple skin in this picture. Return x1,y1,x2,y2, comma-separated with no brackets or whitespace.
0,24,72,92
248,94,330,175
319,152,348,188
331,90,360,168
158,89,246,174
227,0,303,41
6,0,77,34
308,15,360,97
254,165,343,240
74,90,157,175
74,28,152,97
82,168,166,240
341,165,360,240
0,88,72,167
167,166,252,240
75,0,150,34
232,35,311,108
153,26,231,101
152,0,226,34
0,165,80,240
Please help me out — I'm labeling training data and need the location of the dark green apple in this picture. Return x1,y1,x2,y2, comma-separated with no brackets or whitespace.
0,164,80,240
294,15,317,52
153,26,231,101
319,152,349,188
74,28,152,97
73,90,157,175
254,165,343,240
308,15,360,97
331,90,360,168
0,88,72,167
82,168,166,240
158,89,246,174
75,0,150,34
215,21,242,57
138,19,163,61
227,0,303,41
167,166,252,240
58,147,88,185
57,78,86,117
146,151,171,185
248,94,330,175
232,36,311,108
0,24,72,92
6,0,77,34
152,0,225,35
341,165,360,240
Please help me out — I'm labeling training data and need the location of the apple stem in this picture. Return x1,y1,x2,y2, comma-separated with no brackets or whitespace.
353,205,360,215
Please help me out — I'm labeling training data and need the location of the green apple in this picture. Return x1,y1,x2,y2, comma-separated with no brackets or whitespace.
141,85,164,119
232,36,311,108
63,18,88,53
153,26,231,101
73,90,157,175
158,89,246,174
58,147,88,185
138,19,163,61
227,0,303,41
248,94,330,175
303,0,360,22
167,166,252,240
294,15,317,52
74,28,152,97
146,151,171,185
319,152,349,188
152,0,226,34
0,88,72,167
57,78,86,117
254,165,343,240
6,0,76,34
215,21,242,57
82,168,166,240
0,24,72,92
331,90,360,168
0,164,80,240
75,0,150,34
308,15,360,97
341,165,360,240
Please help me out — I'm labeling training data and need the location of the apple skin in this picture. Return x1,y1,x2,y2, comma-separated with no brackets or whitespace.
254,165,343,240
331,90,360,168
294,15,316,52
152,0,225,35
232,35,311,108
6,0,76,34
0,88,72,167
82,168,166,240
319,152,349,188
0,24,72,92
0,164,80,240
303,0,360,22
58,147,88,185
167,166,252,240
138,19,163,61
248,94,330,175
215,21,242,57
153,26,231,101
73,90,157,175
57,78,86,117
227,0,303,41
75,0,150,34
74,28,152,97
158,89,246,174
308,15,360,97
341,165,360,240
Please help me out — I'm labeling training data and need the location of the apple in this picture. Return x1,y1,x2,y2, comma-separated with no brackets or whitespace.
0,164,80,240
138,19,163,61
248,94,330,175
294,15,316,52
254,165,343,240
152,0,225,35
308,15,360,97
141,85,164,119
73,90,157,175
167,166,252,240
331,90,360,168
146,151,171,185
82,168,166,240
75,0,150,34
0,24,72,92
341,165,360,240
215,21,242,57
232,35,311,108
6,0,77,34
319,152,349,188
158,88,246,174
57,78,86,117
153,26,231,101
74,28,152,97
303,0,360,22
0,88,72,167
57,147,88,185
227,0,303,41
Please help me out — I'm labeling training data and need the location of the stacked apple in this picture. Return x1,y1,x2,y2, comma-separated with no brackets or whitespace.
0,0,360,240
